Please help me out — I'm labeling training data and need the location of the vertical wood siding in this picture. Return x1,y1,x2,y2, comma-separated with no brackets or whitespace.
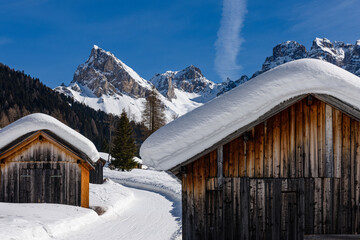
181,97,360,239
0,138,84,207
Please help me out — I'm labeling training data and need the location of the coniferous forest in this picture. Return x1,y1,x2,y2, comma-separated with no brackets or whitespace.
0,63,148,152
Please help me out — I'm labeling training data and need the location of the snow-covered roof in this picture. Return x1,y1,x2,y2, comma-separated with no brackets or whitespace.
0,113,99,162
140,59,360,170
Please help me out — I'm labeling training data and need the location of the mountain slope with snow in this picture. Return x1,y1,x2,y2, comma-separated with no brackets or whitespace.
55,46,212,122
55,38,360,123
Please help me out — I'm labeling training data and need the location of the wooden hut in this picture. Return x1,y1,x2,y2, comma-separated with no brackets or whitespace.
140,59,360,239
0,113,100,208
90,158,106,184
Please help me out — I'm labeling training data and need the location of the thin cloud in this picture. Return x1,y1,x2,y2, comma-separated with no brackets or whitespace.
215,0,247,81
0,37,11,46
291,0,359,33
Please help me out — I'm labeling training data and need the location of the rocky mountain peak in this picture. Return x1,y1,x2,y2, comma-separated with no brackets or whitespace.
252,40,307,77
254,38,360,78
150,65,214,100
72,45,151,98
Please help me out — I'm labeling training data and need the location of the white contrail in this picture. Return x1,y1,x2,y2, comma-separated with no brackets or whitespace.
215,0,247,81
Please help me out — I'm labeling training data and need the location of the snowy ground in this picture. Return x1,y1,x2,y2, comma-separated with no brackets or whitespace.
0,168,182,240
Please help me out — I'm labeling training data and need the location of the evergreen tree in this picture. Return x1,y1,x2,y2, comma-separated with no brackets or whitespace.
111,110,137,170
142,86,166,135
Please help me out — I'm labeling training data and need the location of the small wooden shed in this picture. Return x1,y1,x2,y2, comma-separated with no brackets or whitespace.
140,59,360,239
0,113,100,208
90,158,106,184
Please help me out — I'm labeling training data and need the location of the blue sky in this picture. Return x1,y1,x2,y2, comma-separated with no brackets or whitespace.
0,0,359,88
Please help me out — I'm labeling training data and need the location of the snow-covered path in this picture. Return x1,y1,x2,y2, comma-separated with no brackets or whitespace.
59,183,181,240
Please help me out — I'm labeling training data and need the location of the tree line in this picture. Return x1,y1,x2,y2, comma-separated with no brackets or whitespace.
0,63,167,170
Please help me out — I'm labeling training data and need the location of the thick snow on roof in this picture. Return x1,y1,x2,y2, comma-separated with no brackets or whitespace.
0,113,99,162
140,59,360,170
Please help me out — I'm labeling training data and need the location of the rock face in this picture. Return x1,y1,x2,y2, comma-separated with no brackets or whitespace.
255,38,360,77
72,45,152,98
150,65,215,100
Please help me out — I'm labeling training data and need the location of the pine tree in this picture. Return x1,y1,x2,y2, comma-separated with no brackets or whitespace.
111,110,137,170
142,86,166,134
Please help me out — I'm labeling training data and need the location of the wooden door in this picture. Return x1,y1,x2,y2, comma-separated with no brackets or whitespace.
205,178,304,240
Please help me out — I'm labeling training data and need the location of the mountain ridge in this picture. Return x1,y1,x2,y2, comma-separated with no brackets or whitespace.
55,38,360,123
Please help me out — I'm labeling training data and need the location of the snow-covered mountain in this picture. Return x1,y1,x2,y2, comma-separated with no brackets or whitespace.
55,46,246,122
253,38,360,77
55,38,360,123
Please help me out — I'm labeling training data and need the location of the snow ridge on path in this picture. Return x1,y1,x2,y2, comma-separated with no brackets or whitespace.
103,168,182,202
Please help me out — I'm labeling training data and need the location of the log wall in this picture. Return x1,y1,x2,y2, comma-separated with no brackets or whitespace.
181,97,360,239
0,136,85,207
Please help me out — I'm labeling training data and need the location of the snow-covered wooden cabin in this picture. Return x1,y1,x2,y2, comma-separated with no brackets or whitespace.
0,113,100,208
140,59,360,240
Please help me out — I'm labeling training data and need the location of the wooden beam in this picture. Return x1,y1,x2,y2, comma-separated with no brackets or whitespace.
314,94,360,122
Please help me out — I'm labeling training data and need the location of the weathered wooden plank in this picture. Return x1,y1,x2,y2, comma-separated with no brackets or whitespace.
318,101,326,177
209,150,217,178
281,109,290,178
198,157,207,239
193,159,202,239
342,114,351,233
265,180,272,240
186,162,195,240
272,179,281,239
223,143,230,178
304,178,314,234
223,178,233,240
309,100,318,177
182,171,188,239
333,178,340,233
298,178,305,240
355,121,360,233
289,104,296,178
217,146,223,188
351,119,357,233
333,109,342,178
323,178,332,234
257,179,266,239
247,130,255,178
249,179,257,240
314,178,322,234
255,123,264,177
273,113,281,178
233,138,239,177
325,104,334,177
239,139,246,177
240,177,249,240
233,178,240,239
264,118,273,178
303,101,310,178
296,101,304,178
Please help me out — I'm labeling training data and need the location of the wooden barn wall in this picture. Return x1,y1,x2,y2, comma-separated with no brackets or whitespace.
89,161,103,184
0,138,82,206
181,97,360,239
